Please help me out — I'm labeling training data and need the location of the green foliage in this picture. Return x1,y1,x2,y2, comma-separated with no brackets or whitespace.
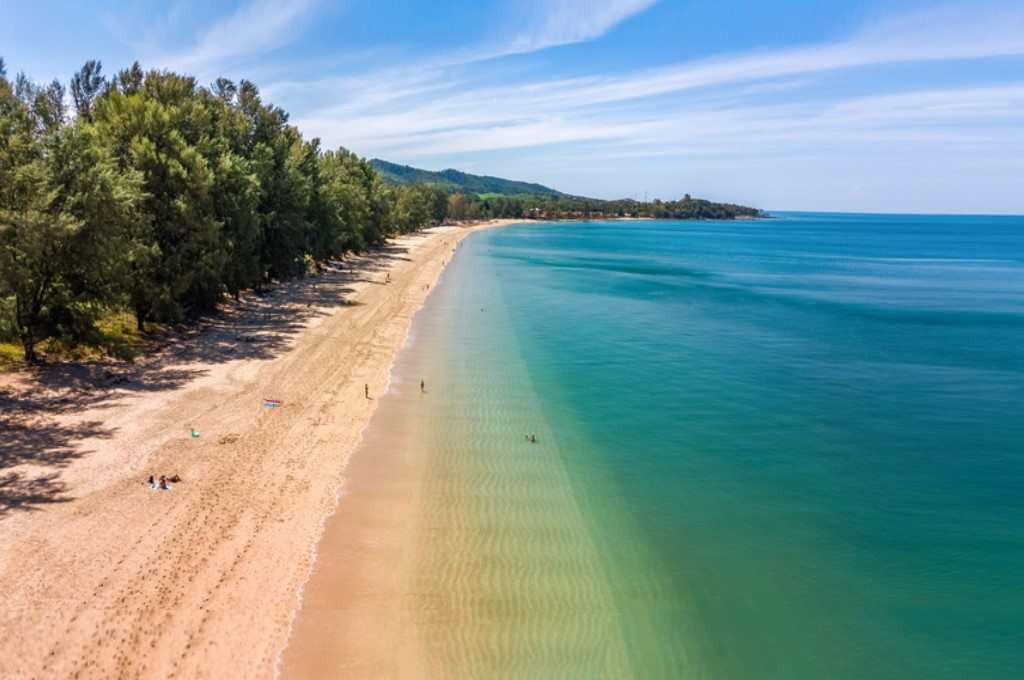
69,60,106,122
390,185,436,234
0,55,760,365
439,191,761,222
0,59,436,362
371,159,564,197
0,340,22,370
92,74,221,326
320,148,377,251
0,76,143,361
373,159,762,220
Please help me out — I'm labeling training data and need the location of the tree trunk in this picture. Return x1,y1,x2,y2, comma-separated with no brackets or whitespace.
135,305,146,332
14,293,39,362
21,331,37,363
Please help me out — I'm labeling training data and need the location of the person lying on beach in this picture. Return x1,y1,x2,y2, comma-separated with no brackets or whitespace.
168,474,182,483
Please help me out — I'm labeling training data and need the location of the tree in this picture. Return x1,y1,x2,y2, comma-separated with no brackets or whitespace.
92,71,220,328
320,147,381,252
38,124,144,345
113,62,144,95
211,152,261,299
70,60,106,121
212,78,237,103
426,186,448,223
390,185,433,234
0,67,58,360
6,55,593,361
0,72,141,359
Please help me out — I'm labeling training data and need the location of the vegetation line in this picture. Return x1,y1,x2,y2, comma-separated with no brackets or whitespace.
0,57,759,364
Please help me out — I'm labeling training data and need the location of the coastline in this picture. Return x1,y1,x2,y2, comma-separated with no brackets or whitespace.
0,219,522,679
278,221,637,679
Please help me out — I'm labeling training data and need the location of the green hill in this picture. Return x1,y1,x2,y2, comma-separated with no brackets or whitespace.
370,159,763,221
371,159,564,197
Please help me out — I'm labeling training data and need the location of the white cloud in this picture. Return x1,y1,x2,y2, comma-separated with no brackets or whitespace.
153,0,321,74
436,0,657,66
505,0,658,54
296,73,1024,164
824,85,1024,124
491,3,1024,111
302,3,1022,157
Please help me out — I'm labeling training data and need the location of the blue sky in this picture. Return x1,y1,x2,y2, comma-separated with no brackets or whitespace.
3,0,1024,213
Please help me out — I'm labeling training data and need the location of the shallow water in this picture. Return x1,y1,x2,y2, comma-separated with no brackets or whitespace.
285,213,1024,679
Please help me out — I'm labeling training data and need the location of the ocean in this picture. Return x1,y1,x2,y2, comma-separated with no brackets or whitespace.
284,213,1024,679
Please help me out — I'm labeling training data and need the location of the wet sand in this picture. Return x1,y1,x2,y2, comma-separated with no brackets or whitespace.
0,221,517,679
278,222,635,679
277,379,433,678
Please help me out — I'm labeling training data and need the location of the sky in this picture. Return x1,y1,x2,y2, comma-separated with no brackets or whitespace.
3,0,1024,213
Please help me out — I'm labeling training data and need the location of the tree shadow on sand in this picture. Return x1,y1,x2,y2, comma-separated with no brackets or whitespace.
0,240,416,515
0,395,114,516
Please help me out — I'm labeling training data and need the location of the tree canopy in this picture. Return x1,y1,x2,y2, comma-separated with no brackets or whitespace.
0,59,440,360
1,57,761,363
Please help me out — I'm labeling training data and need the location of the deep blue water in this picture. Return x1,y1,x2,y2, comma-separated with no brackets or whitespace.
474,212,1024,678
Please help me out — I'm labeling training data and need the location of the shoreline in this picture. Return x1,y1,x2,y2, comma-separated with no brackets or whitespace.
277,223,637,678
271,218,518,678
274,232,467,680
0,219,522,679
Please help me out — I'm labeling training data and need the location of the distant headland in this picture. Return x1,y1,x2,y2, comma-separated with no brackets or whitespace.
371,159,764,221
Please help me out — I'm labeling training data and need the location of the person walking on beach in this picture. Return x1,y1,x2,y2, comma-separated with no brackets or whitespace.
420,379,425,393
365,383,370,399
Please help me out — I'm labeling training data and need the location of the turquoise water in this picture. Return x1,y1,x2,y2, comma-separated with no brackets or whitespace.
286,213,1024,679
416,213,1024,678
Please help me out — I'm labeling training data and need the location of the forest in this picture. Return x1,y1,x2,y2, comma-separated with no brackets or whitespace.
1,58,761,363
373,159,763,222
0,59,447,362
436,191,763,221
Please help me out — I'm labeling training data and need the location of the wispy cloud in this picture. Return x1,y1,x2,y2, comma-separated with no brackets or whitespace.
152,0,322,74
301,81,1024,163
289,1,1024,161
432,0,658,66
502,0,658,55
487,3,1024,111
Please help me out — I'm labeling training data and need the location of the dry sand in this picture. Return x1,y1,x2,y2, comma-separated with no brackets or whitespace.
0,221,518,679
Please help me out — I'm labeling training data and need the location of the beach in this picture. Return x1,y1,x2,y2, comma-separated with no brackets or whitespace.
0,220,514,680
3,214,1022,680
278,226,636,679
284,214,1023,679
